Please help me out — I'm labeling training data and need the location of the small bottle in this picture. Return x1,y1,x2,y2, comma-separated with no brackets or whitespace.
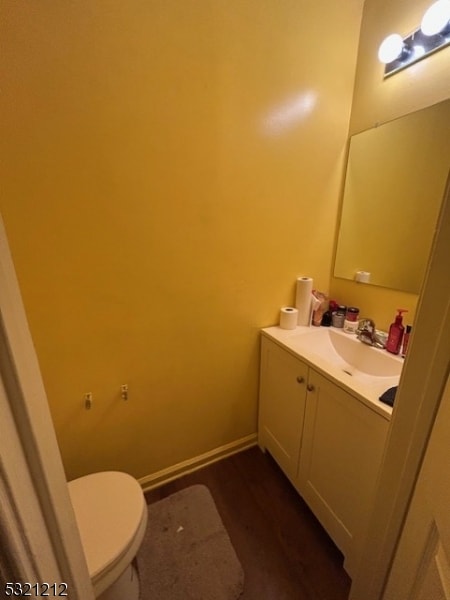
332,305,346,328
401,325,412,357
386,309,408,355
343,306,360,334
321,309,332,327
322,300,339,327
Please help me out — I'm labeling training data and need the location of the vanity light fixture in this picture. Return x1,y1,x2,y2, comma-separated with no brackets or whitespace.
378,0,450,77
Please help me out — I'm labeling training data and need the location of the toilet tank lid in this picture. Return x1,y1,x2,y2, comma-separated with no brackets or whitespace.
68,471,146,580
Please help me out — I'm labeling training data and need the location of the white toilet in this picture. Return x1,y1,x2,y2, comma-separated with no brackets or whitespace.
68,471,148,600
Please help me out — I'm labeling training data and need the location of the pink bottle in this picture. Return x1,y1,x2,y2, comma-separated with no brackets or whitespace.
386,309,408,355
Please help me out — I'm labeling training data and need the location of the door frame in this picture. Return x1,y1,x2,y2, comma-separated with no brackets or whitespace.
0,215,94,598
350,174,450,599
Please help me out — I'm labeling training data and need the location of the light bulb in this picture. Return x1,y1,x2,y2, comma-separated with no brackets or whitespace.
413,45,426,58
421,0,450,35
378,34,404,64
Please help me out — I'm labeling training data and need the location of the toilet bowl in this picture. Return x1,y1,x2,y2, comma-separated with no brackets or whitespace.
68,471,148,600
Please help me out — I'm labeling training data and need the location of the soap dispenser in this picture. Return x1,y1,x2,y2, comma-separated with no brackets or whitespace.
386,309,408,355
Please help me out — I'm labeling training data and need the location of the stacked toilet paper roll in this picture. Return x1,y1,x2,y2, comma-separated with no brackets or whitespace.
279,307,298,330
355,270,371,283
295,276,313,326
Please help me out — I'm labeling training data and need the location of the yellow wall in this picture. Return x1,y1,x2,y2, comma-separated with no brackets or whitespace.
0,1,362,480
330,0,450,331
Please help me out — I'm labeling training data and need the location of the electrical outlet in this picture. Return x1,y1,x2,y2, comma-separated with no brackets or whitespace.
84,392,93,410
121,384,128,400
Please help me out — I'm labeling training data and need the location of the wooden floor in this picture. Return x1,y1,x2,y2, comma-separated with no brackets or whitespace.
144,446,351,600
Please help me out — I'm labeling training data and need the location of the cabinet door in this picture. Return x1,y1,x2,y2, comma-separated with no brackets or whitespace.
258,337,308,484
297,369,389,576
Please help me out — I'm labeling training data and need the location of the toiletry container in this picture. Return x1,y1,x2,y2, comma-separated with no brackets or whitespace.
343,306,360,333
386,309,408,355
401,325,412,357
332,305,346,328
321,300,338,327
321,310,332,327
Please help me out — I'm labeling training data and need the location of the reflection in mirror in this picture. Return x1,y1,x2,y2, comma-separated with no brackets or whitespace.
334,99,450,294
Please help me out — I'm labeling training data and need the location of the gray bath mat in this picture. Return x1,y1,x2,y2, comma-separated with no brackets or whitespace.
137,484,244,600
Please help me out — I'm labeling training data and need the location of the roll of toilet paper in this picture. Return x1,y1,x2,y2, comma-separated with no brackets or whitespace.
355,270,371,283
295,276,313,326
279,307,298,330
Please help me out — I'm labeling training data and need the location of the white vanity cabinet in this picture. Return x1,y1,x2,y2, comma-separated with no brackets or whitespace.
258,334,390,577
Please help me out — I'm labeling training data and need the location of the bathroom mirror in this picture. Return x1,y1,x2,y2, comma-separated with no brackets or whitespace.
334,99,450,294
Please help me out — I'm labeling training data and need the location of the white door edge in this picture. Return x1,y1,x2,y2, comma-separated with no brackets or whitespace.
350,175,450,599
0,214,94,599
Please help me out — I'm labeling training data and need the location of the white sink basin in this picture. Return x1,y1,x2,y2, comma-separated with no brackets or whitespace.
288,327,403,378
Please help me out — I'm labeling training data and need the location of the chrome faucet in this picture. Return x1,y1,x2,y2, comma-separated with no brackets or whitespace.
357,319,387,348
357,318,376,345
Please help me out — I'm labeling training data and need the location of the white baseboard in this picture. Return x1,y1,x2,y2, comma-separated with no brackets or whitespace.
139,433,258,492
